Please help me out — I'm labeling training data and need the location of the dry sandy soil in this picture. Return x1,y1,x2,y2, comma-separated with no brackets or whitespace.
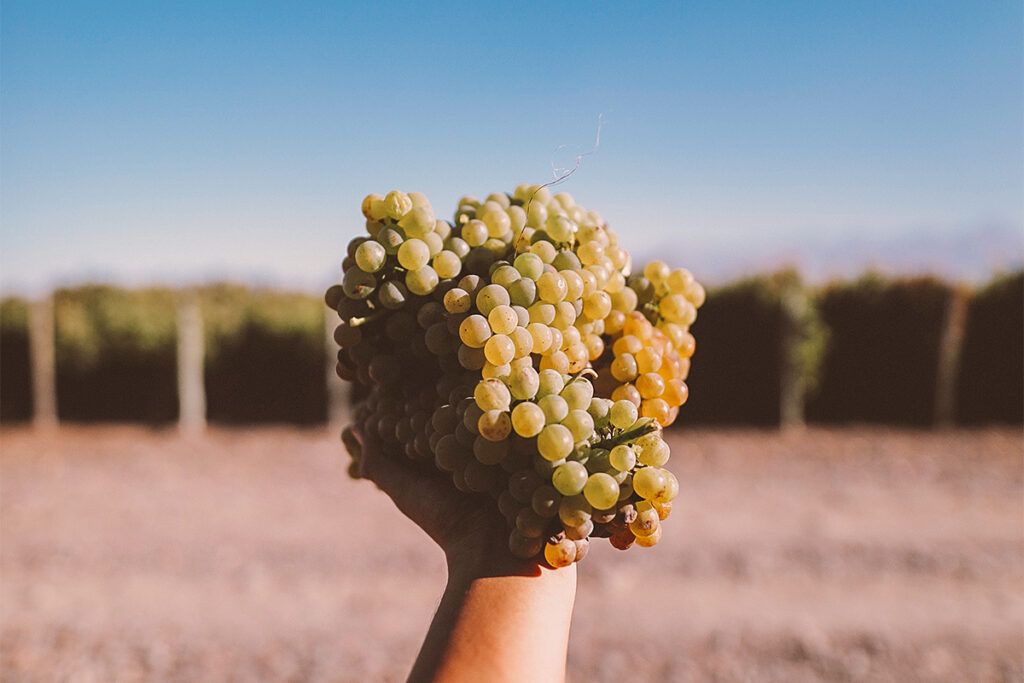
1,425,1021,682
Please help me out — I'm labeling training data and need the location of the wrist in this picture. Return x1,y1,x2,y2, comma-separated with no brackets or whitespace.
445,535,577,582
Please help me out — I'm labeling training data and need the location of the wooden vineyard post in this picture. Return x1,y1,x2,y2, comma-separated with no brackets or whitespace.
177,290,206,435
29,295,58,430
778,281,807,431
934,286,969,428
325,308,348,431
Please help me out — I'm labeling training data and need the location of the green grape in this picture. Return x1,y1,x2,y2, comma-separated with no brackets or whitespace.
384,190,413,220
632,466,668,500
458,344,486,370
484,334,515,365
536,369,565,398
654,470,679,503
473,435,509,465
355,240,386,273
474,378,511,412
481,361,511,379
376,281,407,309
509,530,544,559
558,494,592,527
397,238,430,270
538,394,569,424
443,288,472,314
546,214,575,242
560,269,584,300
630,507,660,537
406,266,439,295
544,539,577,568
507,278,537,307
462,219,488,247
433,250,462,279
478,409,511,442
528,302,555,325
507,205,527,233
507,365,540,400
512,305,531,327
531,485,562,518
583,291,612,320
609,400,639,429
515,508,547,538
508,326,534,359
561,380,594,411
462,459,497,492
433,434,460,472
480,208,510,237
587,397,611,427
565,518,594,541
459,315,491,348
551,301,576,329
491,264,521,288
527,322,553,354
342,266,376,300
551,250,582,272
552,461,588,496
488,305,519,335
514,252,544,280
537,424,574,461
446,236,470,259
511,402,545,438
537,271,568,303
562,409,594,443
637,437,670,467
609,444,637,472
583,472,619,509
476,284,510,315
634,524,662,547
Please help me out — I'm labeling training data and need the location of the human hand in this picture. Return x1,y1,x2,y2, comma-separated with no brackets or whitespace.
346,424,542,577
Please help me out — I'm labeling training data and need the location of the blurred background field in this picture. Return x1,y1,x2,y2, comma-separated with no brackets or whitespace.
1,426,1020,682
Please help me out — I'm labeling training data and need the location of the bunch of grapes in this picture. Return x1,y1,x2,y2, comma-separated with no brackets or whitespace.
327,185,704,566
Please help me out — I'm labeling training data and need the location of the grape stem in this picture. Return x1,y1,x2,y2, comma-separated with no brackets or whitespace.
592,420,659,450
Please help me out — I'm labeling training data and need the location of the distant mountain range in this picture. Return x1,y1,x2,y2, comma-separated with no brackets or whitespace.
636,222,1024,286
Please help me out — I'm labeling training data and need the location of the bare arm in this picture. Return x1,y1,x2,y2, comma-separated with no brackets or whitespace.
350,428,576,683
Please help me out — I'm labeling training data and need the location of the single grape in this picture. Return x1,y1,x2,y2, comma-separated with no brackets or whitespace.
609,400,639,429
551,461,588,496
632,466,668,500
544,538,577,568
609,444,636,472
537,424,574,461
510,401,545,438
478,409,511,441
583,472,619,509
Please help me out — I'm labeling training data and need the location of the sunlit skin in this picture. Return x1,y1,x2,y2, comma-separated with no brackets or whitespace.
351,428,576,683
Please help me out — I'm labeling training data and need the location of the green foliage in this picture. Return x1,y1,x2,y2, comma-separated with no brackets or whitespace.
197,283,324,358
53,285,178,369
1,297,29,331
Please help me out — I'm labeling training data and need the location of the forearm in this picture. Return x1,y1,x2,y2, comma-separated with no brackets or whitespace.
408,553,577,683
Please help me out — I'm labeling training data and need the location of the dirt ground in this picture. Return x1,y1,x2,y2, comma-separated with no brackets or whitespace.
1,425,1021,682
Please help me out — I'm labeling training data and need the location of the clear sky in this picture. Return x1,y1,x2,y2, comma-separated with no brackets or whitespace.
2,1,1021,293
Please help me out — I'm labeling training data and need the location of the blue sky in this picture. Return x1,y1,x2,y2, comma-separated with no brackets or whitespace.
2,1,1021,293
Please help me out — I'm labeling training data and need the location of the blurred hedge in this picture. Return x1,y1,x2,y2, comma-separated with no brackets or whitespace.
682,270,826,427
199,284,326,425
0,298,32,421
806,274,952,426
955,272,1023,425
1,272,1020,427
0,284,327,424
54,286,179,422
